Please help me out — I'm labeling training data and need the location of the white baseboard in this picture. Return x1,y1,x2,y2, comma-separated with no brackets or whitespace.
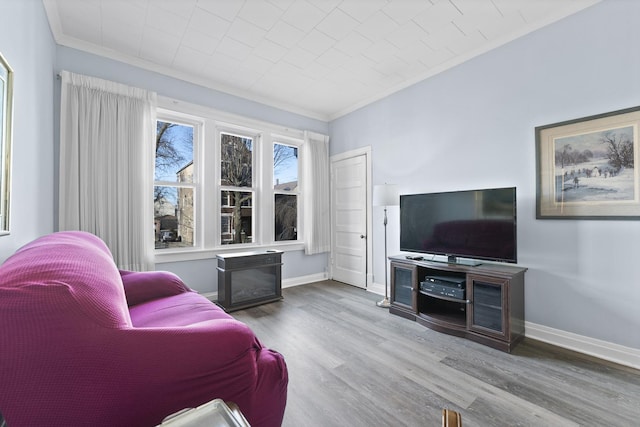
525,321,640,370
367,281,385,296
282,272,328,289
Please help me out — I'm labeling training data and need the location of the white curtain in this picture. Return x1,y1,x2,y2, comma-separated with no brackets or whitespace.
302,131,330,255
59,71,156,271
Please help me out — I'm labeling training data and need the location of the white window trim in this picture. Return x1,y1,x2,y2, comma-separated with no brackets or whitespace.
155,97,306,264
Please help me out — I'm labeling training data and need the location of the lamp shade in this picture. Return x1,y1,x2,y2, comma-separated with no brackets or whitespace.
373,184,398,207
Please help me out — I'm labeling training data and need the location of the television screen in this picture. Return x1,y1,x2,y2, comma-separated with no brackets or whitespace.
400,187,517,264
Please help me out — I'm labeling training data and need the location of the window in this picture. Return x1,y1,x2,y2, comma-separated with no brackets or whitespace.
154,118,196,249
154,99,305,256
273,143,299,241
221,213,233,242
220,132,254,245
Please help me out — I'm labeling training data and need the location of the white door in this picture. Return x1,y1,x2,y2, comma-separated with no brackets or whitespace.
331,153,368,288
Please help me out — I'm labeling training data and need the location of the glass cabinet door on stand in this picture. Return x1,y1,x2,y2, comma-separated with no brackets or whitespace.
467,274,509,341
390,262,417,314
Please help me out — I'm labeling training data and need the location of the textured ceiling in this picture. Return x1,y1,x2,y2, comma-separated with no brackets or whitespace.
43,0,599,120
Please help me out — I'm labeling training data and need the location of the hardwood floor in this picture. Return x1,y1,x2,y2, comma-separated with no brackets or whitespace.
232,280,640,427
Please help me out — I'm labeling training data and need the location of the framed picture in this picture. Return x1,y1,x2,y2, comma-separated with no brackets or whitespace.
536,106,640,219
0,51,13,235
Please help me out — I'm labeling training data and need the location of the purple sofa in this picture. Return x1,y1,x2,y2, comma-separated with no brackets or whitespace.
0,231,288,426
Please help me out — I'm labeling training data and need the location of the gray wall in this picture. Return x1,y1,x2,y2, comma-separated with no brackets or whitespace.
330,0,640,350
0,0,56,261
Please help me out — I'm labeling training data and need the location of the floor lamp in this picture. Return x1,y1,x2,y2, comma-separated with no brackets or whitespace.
373,184,398,308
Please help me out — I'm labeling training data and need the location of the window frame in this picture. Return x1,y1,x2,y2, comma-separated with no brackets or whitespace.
154,97,306,263
273,138,302,242
154,110,202,251
217,128,258,247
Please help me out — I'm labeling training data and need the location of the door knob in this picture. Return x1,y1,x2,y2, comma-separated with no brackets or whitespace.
360,234,366,239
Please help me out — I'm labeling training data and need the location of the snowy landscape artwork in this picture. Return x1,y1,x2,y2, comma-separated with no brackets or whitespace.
553,125,635,203
536,107,640,219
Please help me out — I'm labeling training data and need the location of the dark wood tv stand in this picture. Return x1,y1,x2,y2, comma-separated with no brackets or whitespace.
389,256,527,352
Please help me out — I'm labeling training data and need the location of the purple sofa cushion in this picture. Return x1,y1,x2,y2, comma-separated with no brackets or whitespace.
121,270,193,307
130,292,232,327
0,231,131,328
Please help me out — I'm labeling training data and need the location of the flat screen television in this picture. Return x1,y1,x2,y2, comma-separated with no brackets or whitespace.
400,187,517,265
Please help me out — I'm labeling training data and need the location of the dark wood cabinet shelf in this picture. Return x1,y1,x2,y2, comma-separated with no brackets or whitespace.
418,310,466,328
390,256,527,352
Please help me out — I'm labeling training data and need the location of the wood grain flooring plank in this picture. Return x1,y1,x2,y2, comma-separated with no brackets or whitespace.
439,341,640,425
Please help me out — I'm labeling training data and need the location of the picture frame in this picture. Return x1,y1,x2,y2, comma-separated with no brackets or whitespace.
536,106,640,219
0,51,13,235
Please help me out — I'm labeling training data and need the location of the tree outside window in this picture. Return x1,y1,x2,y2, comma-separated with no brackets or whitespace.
220,133,253,244
154,120,195,249
274,143,298,241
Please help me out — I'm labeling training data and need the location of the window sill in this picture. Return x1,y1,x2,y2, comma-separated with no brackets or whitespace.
155,242,306,264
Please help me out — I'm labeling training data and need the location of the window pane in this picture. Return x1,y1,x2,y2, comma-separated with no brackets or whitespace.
274,143,298,191
220,190,253,244
221,214,232,235
155,121,194,183
275,194,297,241
221,133,252,187
154,186,194,249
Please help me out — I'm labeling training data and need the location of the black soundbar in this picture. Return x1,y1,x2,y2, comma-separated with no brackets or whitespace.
420,281,465,299
420,275,466,299
423,275,465,288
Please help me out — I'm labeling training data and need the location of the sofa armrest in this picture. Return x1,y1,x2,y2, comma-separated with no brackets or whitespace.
119,320,278,424
120,270,193,306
